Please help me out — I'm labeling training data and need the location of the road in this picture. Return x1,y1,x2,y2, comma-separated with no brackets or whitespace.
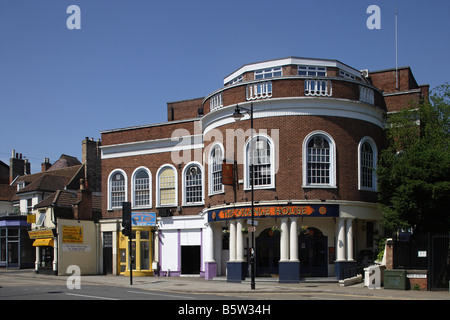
0,273,234,300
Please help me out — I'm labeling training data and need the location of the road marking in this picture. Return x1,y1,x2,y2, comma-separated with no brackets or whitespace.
127,290,197,300
65,292,119,300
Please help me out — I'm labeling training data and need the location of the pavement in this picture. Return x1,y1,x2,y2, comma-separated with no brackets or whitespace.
1,269,449,300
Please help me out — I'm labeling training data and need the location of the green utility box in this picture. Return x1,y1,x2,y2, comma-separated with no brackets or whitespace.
384,269,407,290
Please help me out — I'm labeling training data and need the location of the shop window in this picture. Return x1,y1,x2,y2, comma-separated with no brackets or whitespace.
119,228,154,276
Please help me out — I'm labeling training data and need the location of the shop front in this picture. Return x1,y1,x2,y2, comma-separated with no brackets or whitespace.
29,228,56,274
0,215,34,269
204,202,381,282
118,212,156,276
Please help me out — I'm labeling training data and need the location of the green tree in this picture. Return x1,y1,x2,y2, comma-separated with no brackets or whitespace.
378,84,450,233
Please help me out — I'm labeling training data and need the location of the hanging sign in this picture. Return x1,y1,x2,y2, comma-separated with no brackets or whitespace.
222,161,234,185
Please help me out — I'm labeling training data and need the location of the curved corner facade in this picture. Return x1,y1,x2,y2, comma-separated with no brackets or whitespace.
100,57,392,282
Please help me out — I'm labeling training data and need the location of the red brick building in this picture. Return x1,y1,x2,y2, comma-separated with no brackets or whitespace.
99,57,427,282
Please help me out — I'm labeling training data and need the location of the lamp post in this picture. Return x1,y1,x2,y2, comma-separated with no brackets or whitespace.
232,103,255,290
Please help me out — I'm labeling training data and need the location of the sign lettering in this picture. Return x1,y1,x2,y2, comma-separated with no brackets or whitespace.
208,204,339,222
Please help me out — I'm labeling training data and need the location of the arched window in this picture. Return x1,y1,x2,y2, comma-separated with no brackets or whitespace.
132,167,151,208
109,170,127,209
245,135,275,189
209,144,224,194
358,137,377,191
183,162,203,205
303,131,336,187
157,165,177,207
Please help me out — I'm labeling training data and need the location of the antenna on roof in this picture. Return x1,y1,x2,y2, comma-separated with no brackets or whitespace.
395,9,399,90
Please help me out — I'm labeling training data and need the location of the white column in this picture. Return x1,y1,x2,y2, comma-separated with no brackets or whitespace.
205,223,215,262
213,224,222,275
35,247,40,272
53,236,58,274
289,217,299,262
336,218,346,262
236,220,244,262
229,220,236,262
280,218,289,262
346,218,354,262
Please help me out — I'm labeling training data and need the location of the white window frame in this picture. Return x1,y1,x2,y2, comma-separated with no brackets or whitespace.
302,131,336,188
132,167,152,209
358,137,378,191
244,134,276,190
156,164,178,207
298,65,327,76
254,67,282,80
359,85,375,105
304,80,332,97
340,70,356,80
108,169,128,210
246,81,272,100
209,143,224,195
210,92,223,112
182,161,204,206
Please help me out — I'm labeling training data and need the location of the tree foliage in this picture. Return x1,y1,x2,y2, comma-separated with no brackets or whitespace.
378,84,450,233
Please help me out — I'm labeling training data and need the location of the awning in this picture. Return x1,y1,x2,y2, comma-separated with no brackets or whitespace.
33,238,54,247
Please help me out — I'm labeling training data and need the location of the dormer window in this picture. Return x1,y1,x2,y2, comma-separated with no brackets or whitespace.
298,66,326,76
17,181,25,191
255,67,282,80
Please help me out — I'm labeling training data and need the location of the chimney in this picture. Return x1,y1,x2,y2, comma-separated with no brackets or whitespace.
24,159,31,175
82,137,101,193
41,158,52,172
9,149,25,183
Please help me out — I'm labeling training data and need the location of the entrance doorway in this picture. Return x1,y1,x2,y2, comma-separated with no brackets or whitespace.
299,227,328,277
256,228,280,276
181,246,200,275
103,232,113,274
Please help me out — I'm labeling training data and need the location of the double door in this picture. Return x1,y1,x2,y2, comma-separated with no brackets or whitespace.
299,236,328,277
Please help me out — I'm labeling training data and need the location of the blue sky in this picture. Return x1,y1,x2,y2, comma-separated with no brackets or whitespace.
0,0,449,173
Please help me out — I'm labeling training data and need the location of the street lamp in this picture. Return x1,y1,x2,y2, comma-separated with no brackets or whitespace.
232,103,255,290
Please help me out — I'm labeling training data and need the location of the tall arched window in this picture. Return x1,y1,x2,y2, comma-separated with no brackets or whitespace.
157,165,177,207
358,137,377,191
303,131,336,187
183,162,203,205
109,170,127,209
132,167,151,208
209,143,224,194
245,135,275,189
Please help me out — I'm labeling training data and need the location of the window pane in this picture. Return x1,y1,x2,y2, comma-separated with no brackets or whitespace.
211,147,223,193
159,168,175,205
361,142,374,188
248,137,271,186
185,165,202,203
111,172,125,208
307,136,330,185
134,170,150,207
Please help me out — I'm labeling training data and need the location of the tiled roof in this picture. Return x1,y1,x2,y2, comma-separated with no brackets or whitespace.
14,165,82,195
0,185,16,201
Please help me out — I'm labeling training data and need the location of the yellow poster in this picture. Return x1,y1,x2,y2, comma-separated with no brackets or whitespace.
62,226,83,243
